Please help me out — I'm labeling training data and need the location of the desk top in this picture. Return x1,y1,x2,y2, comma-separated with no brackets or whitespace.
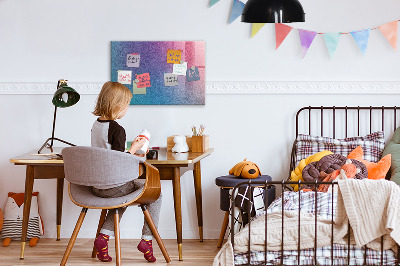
10,147,214,166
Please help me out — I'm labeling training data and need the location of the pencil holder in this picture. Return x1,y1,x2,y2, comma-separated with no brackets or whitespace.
191,135,209,153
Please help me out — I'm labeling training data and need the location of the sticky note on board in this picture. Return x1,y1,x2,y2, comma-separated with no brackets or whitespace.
136,73,151,88
167,49,182,64
126,53,140,67
186,67,200,82
117,70,132,84
132,83,146,94
164,73,179,87
172,62,188,76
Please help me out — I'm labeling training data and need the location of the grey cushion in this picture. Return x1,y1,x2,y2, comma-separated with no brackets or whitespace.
62,146,145,188
69,180,145,208
382,126,400,184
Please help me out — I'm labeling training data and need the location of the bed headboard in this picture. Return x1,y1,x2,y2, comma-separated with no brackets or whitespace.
290,106,400,179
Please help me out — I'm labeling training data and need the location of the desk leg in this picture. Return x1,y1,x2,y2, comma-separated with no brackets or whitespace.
172,167,183,261
56,178,64,241
193,161,203,242
20,165,35,259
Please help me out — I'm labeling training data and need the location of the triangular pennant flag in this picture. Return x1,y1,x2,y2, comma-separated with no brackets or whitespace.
251,23,266,38
351,29,370,55
275,23,293,49
323,33,341,58
378,21,398,50
229,0,245,24
298,29,317,58
209,0,220,7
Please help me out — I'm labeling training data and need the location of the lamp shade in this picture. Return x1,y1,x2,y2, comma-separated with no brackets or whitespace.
52,84,80,108
241,0,305,23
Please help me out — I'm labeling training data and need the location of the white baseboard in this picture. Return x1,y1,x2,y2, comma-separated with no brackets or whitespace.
44,228,223,240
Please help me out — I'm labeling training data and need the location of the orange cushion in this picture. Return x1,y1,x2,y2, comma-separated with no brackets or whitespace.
347,146,391,180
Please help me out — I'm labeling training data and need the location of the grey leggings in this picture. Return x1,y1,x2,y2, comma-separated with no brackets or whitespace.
92,180,162,240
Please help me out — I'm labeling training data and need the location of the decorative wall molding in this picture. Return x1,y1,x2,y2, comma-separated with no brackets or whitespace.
1,81,400,95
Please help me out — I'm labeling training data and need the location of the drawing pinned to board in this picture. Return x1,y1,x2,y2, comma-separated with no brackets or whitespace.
164,73,179,87
111,41,205,105
167,49,182,64
173,62,188,75
118,70,132,84
186,66,200,82
127,53,140,67
136,73,151,88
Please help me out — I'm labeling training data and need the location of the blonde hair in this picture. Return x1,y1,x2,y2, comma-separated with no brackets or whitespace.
93,81,133,120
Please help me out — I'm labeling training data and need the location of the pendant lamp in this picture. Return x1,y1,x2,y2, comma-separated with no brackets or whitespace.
38,79,80,154
241,0,305,23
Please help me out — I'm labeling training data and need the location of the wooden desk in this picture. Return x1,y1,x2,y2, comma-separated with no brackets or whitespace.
10,147,213,261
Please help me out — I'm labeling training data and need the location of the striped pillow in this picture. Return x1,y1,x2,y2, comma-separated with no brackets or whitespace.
294,131,385,167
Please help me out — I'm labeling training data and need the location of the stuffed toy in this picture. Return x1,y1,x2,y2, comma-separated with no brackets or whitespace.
1,192,44,247
289,150,333,191
229,159,261,179
172,135,189,153
348,146,391,180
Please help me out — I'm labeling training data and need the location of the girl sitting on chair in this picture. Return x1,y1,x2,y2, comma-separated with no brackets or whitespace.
91,81,162,263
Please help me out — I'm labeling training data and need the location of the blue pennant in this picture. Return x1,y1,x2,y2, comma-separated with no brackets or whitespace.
229,0,245,23
351,29,371,55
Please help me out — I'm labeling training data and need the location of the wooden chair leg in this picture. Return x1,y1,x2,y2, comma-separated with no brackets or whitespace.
141,205,171,263
114,210,121,266
217,211,230,248
91,209,108,258
60,208,88,266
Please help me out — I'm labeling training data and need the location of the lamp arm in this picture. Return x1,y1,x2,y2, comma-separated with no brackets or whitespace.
50,105,57,148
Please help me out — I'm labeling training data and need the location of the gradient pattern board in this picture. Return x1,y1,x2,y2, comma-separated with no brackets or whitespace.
111,41,205,105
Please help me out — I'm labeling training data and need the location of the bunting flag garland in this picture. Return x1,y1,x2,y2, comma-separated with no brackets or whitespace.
229,0,245,24
323,33,341,58
208,4,400,57
351,29,370,55
209,0,220,7
378,21,398,50
298,30,317,58
275,23,293,49
251,23,266,38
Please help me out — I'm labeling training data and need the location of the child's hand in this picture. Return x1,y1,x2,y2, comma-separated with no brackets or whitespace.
134,148,149,157
129,137,147,155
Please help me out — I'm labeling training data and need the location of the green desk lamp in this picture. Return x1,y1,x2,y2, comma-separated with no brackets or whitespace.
38,79,80,154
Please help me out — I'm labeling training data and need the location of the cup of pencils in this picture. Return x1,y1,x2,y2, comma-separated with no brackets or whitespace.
191,124,209,152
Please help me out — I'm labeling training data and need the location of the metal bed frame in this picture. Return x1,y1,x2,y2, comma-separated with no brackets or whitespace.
230,106,400,266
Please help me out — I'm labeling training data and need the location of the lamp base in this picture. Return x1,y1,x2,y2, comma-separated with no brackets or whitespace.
38,137,76,154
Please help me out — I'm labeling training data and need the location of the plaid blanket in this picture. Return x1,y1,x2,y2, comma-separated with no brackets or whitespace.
234,191,397,265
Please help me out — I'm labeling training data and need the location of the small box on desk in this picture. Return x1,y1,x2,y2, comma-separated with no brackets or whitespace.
191,135,209,153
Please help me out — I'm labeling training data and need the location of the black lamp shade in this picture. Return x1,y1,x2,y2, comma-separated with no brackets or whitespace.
241,0,305,23
52,84,80,108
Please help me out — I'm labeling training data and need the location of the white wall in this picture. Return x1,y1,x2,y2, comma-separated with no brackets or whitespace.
1,0,400,240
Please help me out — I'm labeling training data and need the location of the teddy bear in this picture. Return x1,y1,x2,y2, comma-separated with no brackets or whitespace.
1,192,44,247
229,159,261,179
172,135,189,153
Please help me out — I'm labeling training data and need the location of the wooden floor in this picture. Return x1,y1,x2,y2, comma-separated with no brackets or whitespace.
0,239,221,265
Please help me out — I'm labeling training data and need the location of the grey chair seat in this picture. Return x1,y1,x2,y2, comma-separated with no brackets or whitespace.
69,180,145,208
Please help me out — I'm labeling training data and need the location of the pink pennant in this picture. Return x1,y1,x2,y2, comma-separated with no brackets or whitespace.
275,24,293,49
378,21,398,50
298,29,317,58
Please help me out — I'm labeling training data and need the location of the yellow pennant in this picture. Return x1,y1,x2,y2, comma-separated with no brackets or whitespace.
251,23,266,38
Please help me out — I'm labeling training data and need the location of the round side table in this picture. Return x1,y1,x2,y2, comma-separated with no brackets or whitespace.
215,175,275,248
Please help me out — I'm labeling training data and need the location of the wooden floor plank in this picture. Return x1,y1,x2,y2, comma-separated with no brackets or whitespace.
0,239,222,265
